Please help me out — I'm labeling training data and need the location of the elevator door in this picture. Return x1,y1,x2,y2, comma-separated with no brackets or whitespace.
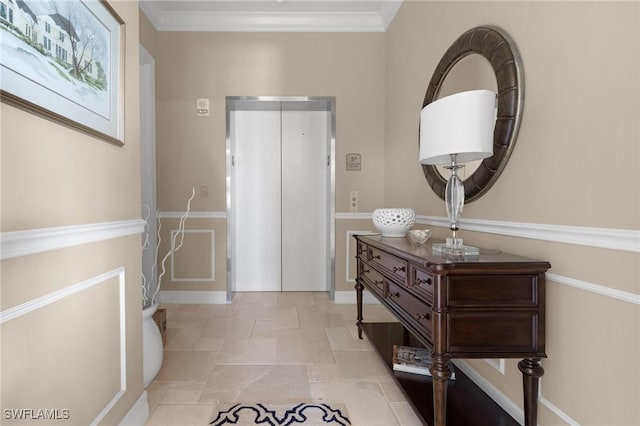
230,100,330,292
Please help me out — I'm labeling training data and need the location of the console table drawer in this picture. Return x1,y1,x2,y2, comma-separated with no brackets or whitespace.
360,263,386,297
387,281,432,341
410,267,434,303
446,310,542,354
447,275,540,307
369,247,408,284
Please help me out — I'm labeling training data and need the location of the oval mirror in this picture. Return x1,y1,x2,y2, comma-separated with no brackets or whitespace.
421,26,524,203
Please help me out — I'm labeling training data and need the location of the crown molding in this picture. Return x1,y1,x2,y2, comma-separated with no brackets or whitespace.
139,2,403,32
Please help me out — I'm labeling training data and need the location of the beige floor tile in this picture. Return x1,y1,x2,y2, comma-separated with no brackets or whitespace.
147,294,416,425
311,382,399,425
156,381,207,404
233,292,280,306
390,402,424,425
155,351,216,382
299,308,346,328
199,364,311,404
277,292,319,306
145,403,218,426
193,336,226,352
333,350,392,381
275,328,335,364
200,318,255,339
216,337,277,364
163,327,205,351
326,326,373,351
379,381,408,403
307,363,344,382
166,309,212,329
235,304,299,322
197,303,239,318
253,317,300,338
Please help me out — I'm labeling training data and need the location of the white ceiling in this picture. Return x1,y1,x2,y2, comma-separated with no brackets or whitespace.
139,0,404,32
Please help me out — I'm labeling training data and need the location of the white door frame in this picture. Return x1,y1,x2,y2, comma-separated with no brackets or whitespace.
140,45,158,305
225,96,336,301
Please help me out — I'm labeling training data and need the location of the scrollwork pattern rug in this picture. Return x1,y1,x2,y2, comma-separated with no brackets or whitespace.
209,403,351,426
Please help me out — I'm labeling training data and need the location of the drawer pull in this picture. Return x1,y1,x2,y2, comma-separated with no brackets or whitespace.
415,313,431,321
374,280,384,286
392,266,406,273
387,292,400,298
416,278,432,285
372,255,381,260
363,269,370,274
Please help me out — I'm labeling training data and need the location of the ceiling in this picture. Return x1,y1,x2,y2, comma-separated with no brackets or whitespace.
139,0,404,32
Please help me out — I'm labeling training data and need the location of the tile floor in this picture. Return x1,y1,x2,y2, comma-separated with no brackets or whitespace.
145,292,423,425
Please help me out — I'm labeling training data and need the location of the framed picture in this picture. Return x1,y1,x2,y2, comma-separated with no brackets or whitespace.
0,0,125,146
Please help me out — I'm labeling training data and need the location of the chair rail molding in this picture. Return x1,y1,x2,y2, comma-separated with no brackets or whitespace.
157,211,226,219
334,213,639,253
417,215,640,253
0,219,145,260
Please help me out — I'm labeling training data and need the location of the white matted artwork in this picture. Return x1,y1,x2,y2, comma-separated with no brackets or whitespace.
0,0,125,145
170,229,215,282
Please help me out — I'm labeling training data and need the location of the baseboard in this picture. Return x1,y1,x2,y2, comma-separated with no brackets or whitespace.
157,290,229,304
158,290,377,305
452,360,524,425
118,391,149,426
333,290,380,304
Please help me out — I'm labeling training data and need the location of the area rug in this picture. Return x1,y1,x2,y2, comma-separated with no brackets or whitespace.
209,403,351,426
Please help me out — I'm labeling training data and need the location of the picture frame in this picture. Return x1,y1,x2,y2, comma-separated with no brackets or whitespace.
0,0,125,146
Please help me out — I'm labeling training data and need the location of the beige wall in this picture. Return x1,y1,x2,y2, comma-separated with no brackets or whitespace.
1,1,144,424
386,2,639,425
149,30,387,294
141,3,638,423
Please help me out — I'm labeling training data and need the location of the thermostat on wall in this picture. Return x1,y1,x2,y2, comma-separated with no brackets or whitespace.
196,98,210,116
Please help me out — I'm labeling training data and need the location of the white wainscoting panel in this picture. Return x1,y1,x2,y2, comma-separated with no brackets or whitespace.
170,230,215,282
0,267,128,425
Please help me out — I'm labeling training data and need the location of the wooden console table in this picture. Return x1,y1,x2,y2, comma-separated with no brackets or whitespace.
354,234,551,426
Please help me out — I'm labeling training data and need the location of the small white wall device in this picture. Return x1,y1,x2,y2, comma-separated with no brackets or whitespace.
196,98,210,116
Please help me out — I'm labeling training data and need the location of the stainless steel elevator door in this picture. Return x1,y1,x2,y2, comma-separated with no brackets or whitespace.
230,100,330,292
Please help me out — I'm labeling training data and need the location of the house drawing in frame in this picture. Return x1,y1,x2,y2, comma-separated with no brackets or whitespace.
0,0,123,145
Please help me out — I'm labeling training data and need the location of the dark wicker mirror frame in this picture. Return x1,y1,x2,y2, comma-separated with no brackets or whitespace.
421,25,524,203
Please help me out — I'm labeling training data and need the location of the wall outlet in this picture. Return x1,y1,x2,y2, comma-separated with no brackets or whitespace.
349,191,358,212
200,186,208,198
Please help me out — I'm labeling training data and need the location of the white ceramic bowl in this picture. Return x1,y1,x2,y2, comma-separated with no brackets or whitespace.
372,208,416,237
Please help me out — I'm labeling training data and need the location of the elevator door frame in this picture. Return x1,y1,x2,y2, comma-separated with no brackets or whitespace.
225,96,336,301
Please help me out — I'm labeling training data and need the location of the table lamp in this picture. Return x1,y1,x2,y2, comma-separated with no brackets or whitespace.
419,89,497,255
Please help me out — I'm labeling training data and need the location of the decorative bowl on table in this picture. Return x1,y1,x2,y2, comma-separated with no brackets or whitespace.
372,208,416,237
407,229,432,245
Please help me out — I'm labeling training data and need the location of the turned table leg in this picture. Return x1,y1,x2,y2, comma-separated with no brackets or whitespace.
355,280,364,339
518,358,544,426
431,355,452,426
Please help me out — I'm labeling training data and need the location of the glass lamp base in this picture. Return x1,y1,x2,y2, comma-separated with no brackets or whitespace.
432,238,480,256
